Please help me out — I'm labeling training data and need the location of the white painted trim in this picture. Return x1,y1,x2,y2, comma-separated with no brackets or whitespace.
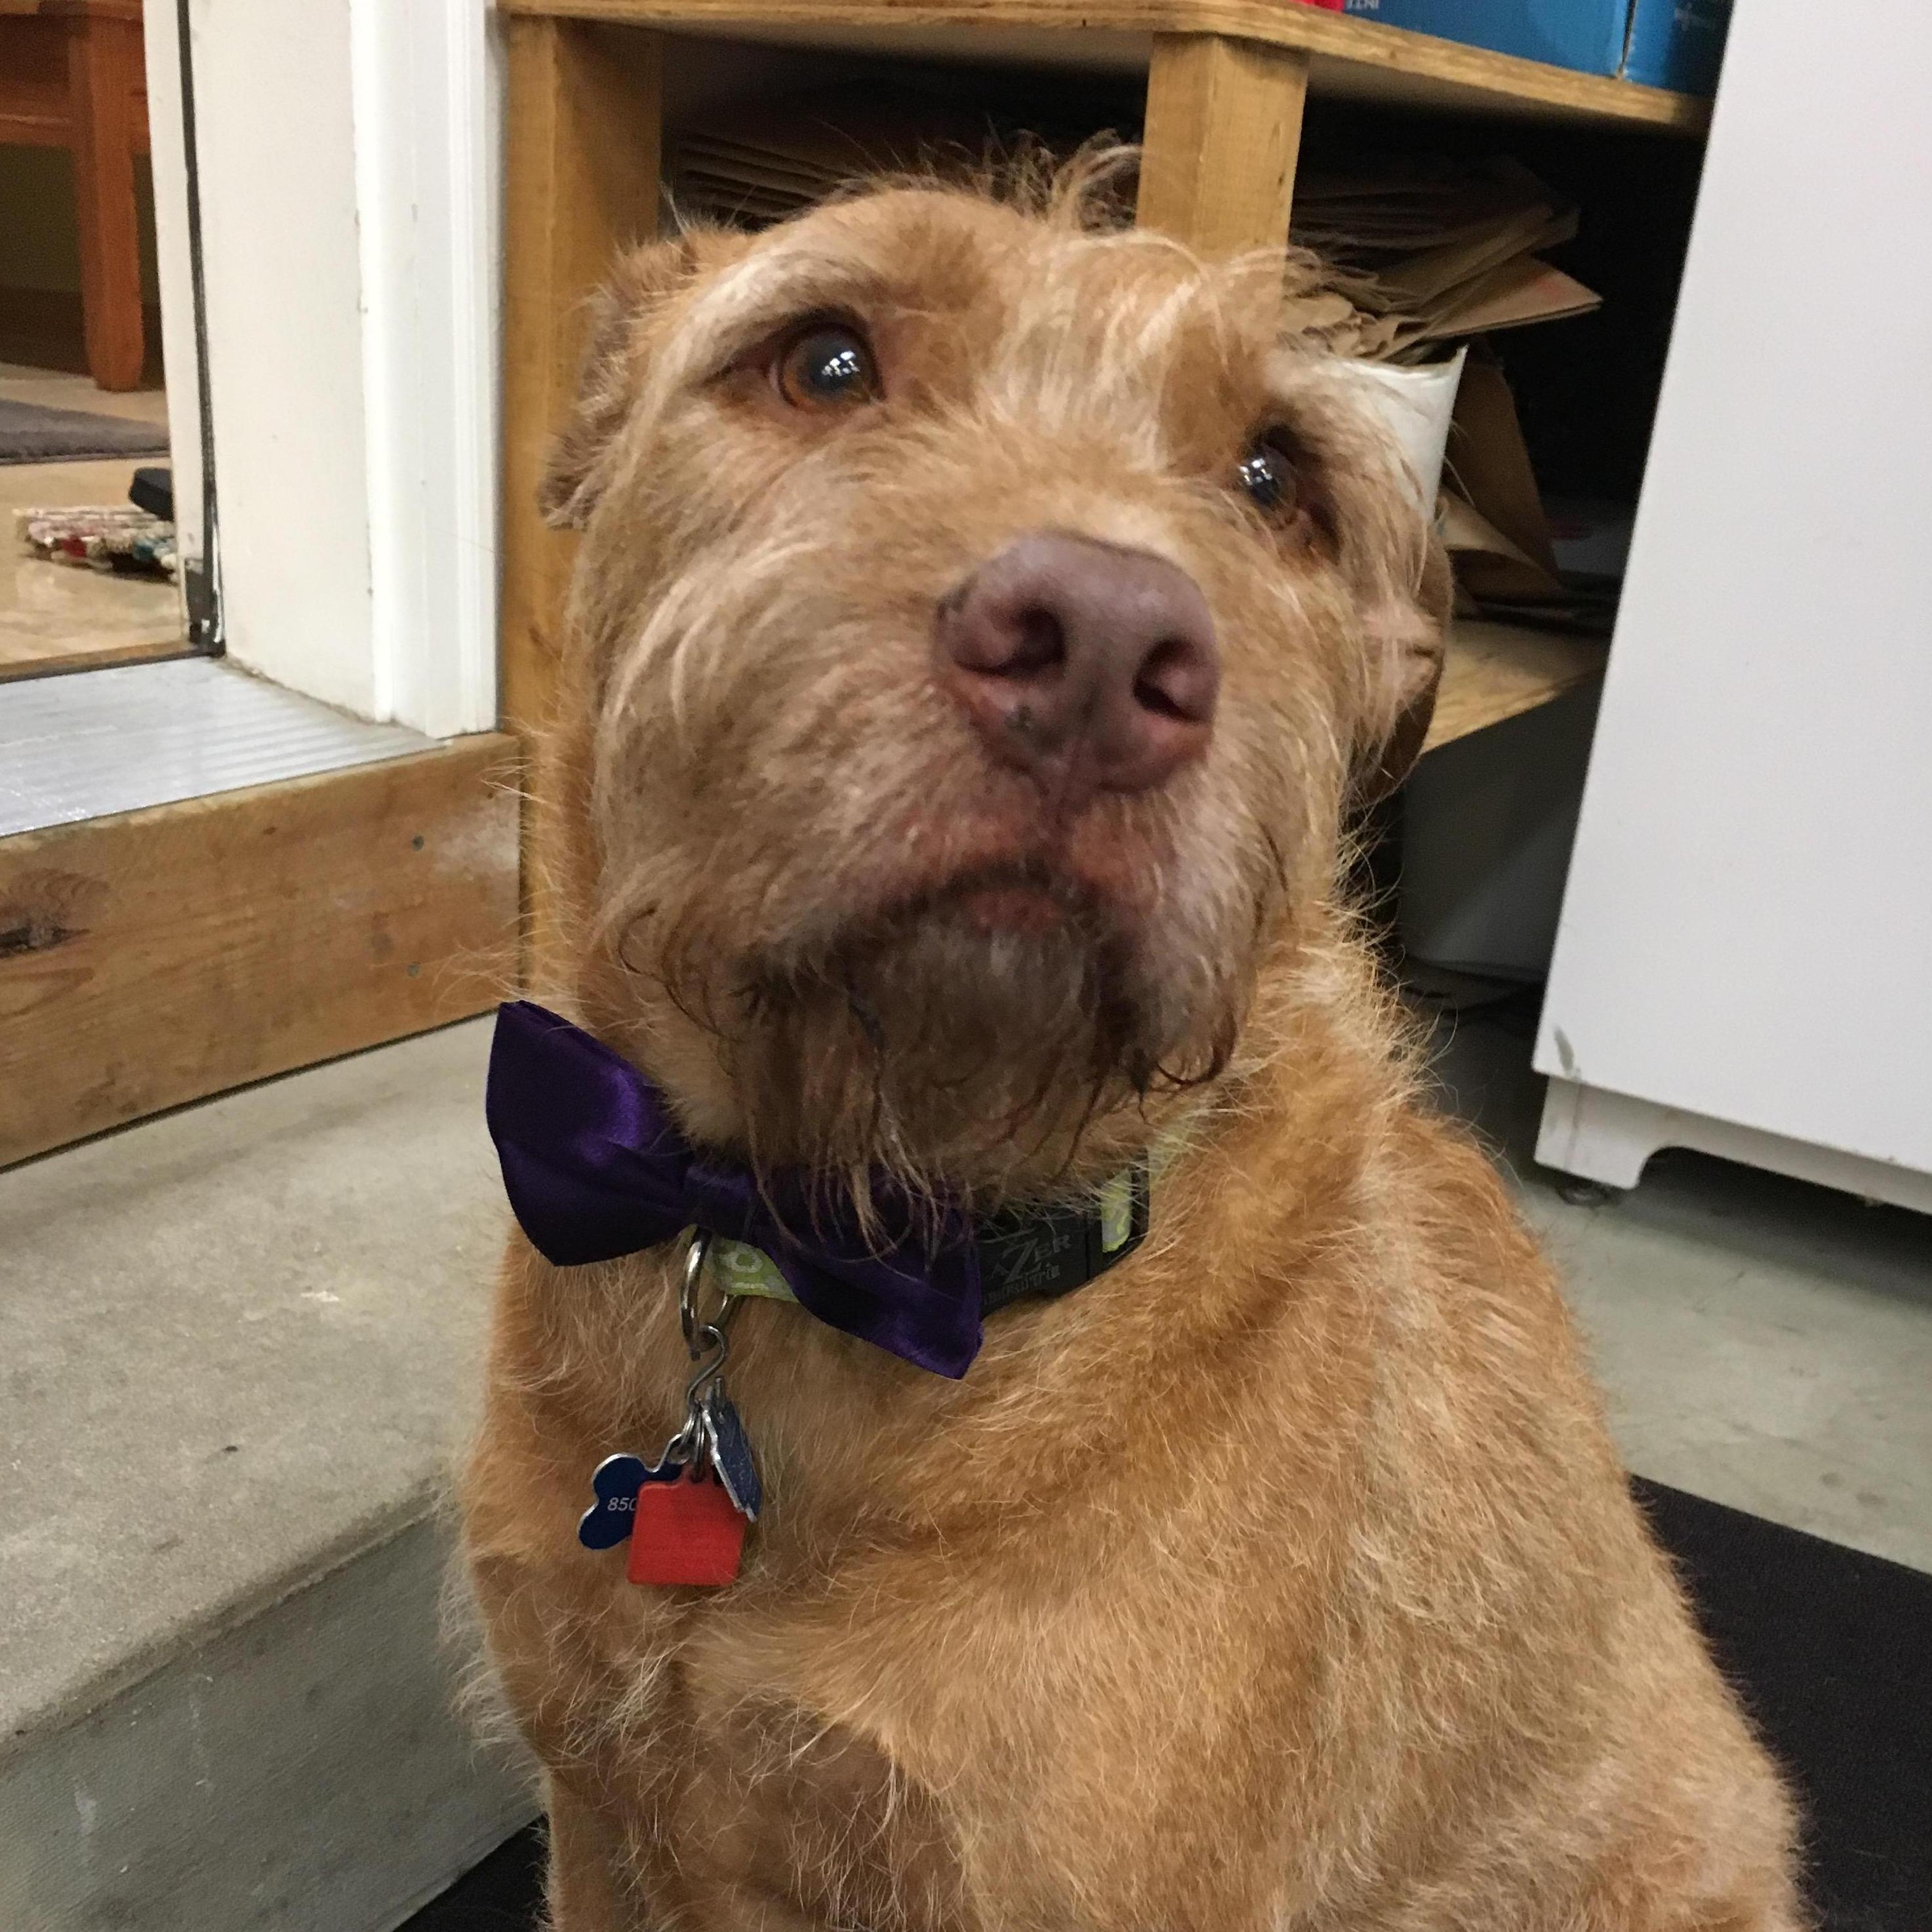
176,0,498,733
1537,1079,1932,1217
139,0,203,590
348,0,500,738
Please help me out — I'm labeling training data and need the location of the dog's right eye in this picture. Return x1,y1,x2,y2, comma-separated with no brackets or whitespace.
775,324,881,413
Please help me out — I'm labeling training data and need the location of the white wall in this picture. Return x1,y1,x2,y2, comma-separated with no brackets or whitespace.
172,0,498,736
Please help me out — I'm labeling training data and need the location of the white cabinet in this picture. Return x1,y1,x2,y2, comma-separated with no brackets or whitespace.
1535,0,1932,1213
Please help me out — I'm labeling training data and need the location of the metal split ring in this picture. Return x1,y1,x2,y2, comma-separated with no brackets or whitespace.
661,1230,740,1471
679,1228,742,1360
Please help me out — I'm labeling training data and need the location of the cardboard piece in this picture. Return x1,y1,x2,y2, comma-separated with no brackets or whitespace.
1624,0,1733,93
1376,202,1574,306
669,106,1603,374
1413,256,1601,342
1286,160,1600,363
1443,353,1563,604
670,88,998,224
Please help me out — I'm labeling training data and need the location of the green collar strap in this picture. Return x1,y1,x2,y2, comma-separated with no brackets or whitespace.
704,1161,1151,1318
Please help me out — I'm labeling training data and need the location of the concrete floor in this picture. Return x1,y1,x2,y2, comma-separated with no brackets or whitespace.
0,1020,507,1744
1428,993,1932,1573
1,1004,1927,1927
0,1022,533,1931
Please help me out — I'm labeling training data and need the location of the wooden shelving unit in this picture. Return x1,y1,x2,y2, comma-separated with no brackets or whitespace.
500,0,1711,132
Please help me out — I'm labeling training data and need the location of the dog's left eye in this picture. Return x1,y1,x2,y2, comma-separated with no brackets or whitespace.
1237,435,1299,513
775,324,881,411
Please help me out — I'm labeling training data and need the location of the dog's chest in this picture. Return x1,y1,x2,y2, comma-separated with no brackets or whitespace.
660,1676,975,1931
538,1239,1363,1927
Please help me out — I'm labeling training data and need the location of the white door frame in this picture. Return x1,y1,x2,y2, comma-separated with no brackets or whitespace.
148,0,501,740
140,0,209,637
348,0,502,736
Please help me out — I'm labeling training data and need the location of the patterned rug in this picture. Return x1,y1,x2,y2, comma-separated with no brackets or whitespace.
15,505,175,578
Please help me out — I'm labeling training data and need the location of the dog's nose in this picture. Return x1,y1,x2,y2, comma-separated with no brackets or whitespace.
934,532,1219,803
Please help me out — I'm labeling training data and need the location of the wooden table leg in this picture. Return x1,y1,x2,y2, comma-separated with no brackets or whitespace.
1137,33,1311,258
66,6,146,392
500,18,663,974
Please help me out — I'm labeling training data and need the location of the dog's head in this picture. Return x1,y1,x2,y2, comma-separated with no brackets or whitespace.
542,165,1447,1201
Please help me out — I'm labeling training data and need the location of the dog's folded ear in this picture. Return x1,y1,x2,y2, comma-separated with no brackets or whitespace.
1347,538,1452,808
539,231,733,530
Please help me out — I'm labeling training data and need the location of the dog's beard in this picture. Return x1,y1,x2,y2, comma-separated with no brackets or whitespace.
670,870,1240,1201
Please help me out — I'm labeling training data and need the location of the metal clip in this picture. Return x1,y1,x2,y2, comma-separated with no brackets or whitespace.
658,1230,740,1473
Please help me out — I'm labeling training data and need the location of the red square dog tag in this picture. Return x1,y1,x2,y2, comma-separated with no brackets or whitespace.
626,1466,746,1587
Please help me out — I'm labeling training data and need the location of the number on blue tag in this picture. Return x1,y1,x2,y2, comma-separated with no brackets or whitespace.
702,1390,762,1521
578,1451,681,1550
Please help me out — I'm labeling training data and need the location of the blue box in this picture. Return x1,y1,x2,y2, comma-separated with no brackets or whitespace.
1621,0,1730,92
1338,0,1732,94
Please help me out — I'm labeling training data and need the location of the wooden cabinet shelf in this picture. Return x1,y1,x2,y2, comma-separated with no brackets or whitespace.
500,0,1711,133
1423,620,1605,755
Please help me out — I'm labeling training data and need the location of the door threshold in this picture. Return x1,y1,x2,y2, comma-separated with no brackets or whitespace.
0,655,435,839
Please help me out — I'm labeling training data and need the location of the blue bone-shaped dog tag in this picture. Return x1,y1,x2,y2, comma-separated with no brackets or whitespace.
578,1453,680,1550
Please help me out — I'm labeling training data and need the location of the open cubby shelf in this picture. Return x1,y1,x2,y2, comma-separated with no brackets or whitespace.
503,0,1711,132
1425,620,1604,753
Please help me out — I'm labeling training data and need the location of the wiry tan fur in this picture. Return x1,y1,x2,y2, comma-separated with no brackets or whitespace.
464,163,1804,1931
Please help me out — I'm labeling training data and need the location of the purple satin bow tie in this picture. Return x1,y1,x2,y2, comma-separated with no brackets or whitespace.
485,1001,987,1377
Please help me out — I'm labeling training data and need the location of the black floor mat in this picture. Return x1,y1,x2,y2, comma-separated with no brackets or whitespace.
411,1481,1930,1930
0,397,169,466
1631,1479,1931,1932
405,1827,546,1932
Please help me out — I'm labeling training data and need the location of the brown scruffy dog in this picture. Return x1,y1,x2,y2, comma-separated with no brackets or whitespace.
464,163,1803,1931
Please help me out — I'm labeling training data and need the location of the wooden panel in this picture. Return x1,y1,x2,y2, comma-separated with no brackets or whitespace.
1138,33,1305,257
499,0,1710,133
1422,620,1605,754
0,7,144,145
500,18,666,744
64,7,146,390
0,108,70,144
0,288,161,380
0,14,70,144
0,737,520,1169
0,637,190,684
39,1,145,19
